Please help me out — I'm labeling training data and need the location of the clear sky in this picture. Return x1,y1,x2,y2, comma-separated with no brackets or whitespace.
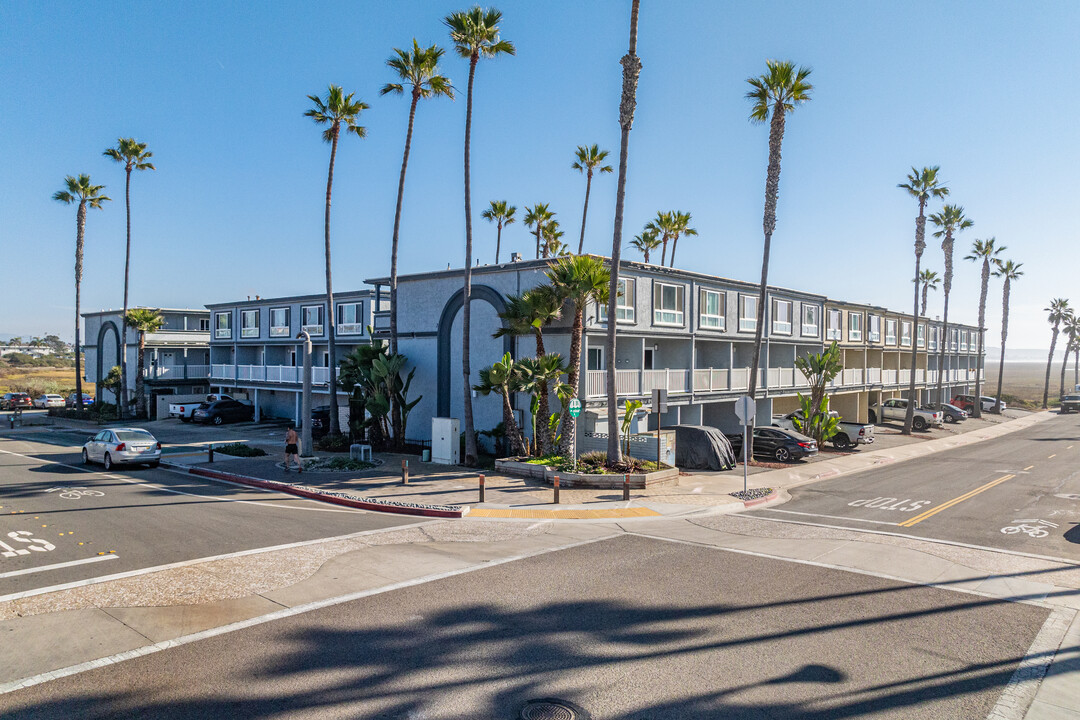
2,0,1077,350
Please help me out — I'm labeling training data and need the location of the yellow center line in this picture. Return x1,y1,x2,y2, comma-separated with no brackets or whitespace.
1048,454,1057,459
899,474,1016,528
1023,465,1035,471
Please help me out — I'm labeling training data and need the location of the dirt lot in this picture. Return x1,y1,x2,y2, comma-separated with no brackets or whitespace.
0,366,91,396
985,360,1076,408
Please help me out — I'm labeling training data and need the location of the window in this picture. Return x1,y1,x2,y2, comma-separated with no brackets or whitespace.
885,319,897,345
599,278,636,323
270,307,290,337
900,320,912,347
929,326,939,350
848,312,863,342
214,312,232,339
772,299,793,335
917,324,926,348
951,328,959,351
826,309,842,340
801,304,819,336
241,309,260,338
301,305,324,335
699,289,725,330
960,331,969,351
739,295,758,332
337,302,364,335
653,283,685,325
199,318,210,332
868,315,881,343
587,347,604,370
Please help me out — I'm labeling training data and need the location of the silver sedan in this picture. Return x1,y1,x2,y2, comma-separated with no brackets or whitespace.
82,428,162,470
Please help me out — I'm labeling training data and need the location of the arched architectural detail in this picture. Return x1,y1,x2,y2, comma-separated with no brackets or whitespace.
437,285,511,417
96,320,122,390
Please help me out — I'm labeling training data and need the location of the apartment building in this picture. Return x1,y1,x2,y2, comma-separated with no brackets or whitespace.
82,308,211,417
205,290,383,423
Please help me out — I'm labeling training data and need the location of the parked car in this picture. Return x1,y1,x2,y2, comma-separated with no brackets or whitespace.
309,405,332,438
191,398,255,425
82,428,161,469
924,402,967,423
772,410,874,450
726,426,818,463
1,393,32,410
951,394,1006,414
169,394,249,422
1060,395,1080,414
33,394,66,409
868,398,943,431
65,393,95,408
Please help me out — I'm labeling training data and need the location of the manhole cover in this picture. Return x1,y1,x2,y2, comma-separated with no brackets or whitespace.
519,698,589,720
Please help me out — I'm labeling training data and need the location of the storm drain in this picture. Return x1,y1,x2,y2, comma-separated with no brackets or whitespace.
519,698,590,720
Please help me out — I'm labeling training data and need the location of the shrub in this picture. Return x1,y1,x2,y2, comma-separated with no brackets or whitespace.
317,434,352,452
310,456,375,471
214,443,267,458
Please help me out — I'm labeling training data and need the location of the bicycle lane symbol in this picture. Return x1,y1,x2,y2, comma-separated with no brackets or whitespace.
43,487,105,499
1000,519,1059,539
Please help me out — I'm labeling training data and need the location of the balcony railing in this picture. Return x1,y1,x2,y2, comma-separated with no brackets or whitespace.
144,364,210,380
210,364,339,384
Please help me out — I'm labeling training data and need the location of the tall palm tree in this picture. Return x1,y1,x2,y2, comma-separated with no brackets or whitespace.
524,203,554,260
1059,311,1078,398
305,85,368,436
572,144,613,254
964,237,1005,418
744,60,813,454
481,200,516,264
666,210,698,267
898,166,949,434
103,138,155,420
630,228,660,263
53,175,110,412
445,7,515,466
605,0,641,462
645,211,675,267
916,269,940,316
124,308,164,417
548,255,610,457
928,203,973,406
992,259,1024,414
1041,298,1071,408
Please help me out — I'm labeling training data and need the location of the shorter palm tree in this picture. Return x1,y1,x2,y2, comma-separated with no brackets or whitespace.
515,354,569,455
646,211,676,267
630,228,660,263
125,308,165,417
474,352,527,457
541,220,567,258
992,259,1023,414
964,237,1005,417
572,144,613,254
524,203,555,260
1059,311,1078,398
916,270,940,316
1042,298,1071,408
666,210,698,267
481,200,516,264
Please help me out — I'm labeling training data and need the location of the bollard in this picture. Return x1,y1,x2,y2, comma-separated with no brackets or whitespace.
623,473,630,501
208,444,214,463
402,458,409,485
553,475,560,505
478,474,485,503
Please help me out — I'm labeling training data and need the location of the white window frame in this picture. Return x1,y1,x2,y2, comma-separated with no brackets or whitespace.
951,328,959,351
771,299,793,335
929,326,939,351
653,282,685,326
699,288,725,330
801,304,819,337
868,315,881,343
599,278,636,323
739,294,758,332
337,302,365,336
848,312,863,342
269,307,290,337
301,305,324,336
199,318,210,332
885,319,898,345
240,309,259,339
587,346,605,371
960,330,969,351
917,323,926,348
900,320,912,347
214,311,232,340
826,309,842,340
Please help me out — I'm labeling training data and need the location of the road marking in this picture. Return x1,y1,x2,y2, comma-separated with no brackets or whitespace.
0,555,117,579
898,474,1016,528
1048,454,1057,459
1024,465,1035,471
762,509,899,526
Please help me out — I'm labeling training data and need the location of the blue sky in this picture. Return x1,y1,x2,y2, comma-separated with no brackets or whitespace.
2,0,1077,350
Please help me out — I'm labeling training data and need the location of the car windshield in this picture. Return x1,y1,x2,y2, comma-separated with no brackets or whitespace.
115,430,155,442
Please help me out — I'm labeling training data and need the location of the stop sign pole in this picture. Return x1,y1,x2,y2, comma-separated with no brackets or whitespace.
568,398,582,472
734,395,755,493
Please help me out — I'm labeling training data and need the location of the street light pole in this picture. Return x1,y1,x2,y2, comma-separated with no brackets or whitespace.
297,331,313,458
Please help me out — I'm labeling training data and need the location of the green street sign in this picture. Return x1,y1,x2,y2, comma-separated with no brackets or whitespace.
568,399,582,418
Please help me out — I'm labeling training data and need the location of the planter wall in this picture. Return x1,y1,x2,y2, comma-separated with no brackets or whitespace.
494,458,679,489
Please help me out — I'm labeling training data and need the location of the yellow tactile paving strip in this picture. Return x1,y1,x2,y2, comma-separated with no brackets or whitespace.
468,507,661,519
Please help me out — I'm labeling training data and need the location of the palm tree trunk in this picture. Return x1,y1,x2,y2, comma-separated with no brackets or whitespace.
1059,342,1069,398
559,307,585,457
119,166,132,420
936,235,954,407
903,201,927,435
535,226,541,259
461,53,479,466
577,170,593,255
495,220,503,264
995,279,1010,413
74,201,86,412
669,233,678,267
1075,345,1078,388
660,237,668,267
535,330,552,455
501,391,525,456
135,332,147,417
920,284,928,317
971,259,990,418
643,248,650,263
1043,327,1059,408
324,124,342,436
605,0,641,462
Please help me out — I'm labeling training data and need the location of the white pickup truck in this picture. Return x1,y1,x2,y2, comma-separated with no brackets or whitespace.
869,398,943,431
169,394,249,422
772,411,875,450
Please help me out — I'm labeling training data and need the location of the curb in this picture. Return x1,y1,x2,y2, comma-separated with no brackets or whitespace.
739,489,779,508
168,463,468,518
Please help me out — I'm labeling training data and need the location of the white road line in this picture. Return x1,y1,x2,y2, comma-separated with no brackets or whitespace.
764,509,900,526
0,554,118,580
0,532,620,695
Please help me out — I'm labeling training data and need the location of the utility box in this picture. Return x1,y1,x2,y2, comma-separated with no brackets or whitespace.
431,417,460,465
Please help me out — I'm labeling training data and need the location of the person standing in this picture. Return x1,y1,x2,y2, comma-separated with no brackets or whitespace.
284,426,303,472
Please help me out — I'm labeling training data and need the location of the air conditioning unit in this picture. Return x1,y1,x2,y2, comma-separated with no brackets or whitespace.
431,417,460,465
510,252,522,262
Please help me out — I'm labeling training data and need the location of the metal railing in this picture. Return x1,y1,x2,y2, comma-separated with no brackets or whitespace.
144,364,210,379
210,364,338,384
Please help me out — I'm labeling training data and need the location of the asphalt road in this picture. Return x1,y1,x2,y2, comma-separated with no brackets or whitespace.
0,534,1050,719
0,435,420,598
751,411,1080,560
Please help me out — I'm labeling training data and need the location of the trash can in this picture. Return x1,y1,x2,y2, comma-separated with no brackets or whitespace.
422,449,431,462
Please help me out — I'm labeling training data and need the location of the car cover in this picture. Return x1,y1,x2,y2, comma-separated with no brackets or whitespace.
663,425,736,471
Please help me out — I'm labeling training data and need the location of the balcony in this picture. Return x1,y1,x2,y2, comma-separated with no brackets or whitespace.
143,364,210,380
372,310,390,336
210,364,339,385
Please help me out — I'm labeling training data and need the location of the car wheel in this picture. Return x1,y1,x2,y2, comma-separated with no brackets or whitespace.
147,461,160,468
212,415,223,426
82,449,90,465
180,416,190,423
103,453,113,471
775,447,791,462
833,434,852,450
913,417,927,432
944,414,957,424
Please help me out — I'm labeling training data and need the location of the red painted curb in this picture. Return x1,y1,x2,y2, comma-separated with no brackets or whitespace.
741,490,779,509
178,465,467,518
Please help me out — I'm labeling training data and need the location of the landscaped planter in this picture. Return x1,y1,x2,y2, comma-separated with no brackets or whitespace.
494,458,679,489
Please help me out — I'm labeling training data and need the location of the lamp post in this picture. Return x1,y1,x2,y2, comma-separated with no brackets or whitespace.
297,331,313,458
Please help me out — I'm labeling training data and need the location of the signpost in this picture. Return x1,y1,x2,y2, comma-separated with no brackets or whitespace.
734,395,755,494
568,399,582,472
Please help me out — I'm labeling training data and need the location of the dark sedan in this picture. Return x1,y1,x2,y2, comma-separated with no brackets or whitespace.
924,402,968,424
191,399,254,425
726,427,818,463
309,405,331,438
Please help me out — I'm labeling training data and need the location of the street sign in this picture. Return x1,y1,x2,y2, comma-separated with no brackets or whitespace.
734,395,756,424
568,399,582,418
651,388,668,414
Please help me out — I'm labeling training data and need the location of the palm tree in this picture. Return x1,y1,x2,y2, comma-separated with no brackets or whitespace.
605,0,641,462
547,255,610,456
1059,311,1078,398
630,228,660,263
515,353,569,455
572,144,613,254
744,60,814,453
473,352,526,456
541,220,566,258
964,237,1005,418
124,308,164,417
305,85,368,436
666,210,698,267
53,175,110,412
1041,298,1071,408
481,200,516,264
524,203,554,260
992,259,1024,414
897,166,949,434
916,269,940,316
645,211,675,267
928,204,973,406
103,139,155,420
